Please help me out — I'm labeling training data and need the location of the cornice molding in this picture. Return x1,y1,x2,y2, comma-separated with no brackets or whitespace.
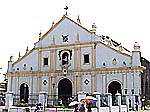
7,66,145,76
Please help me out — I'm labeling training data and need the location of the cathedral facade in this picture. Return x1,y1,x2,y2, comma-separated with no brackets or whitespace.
6,14,144,105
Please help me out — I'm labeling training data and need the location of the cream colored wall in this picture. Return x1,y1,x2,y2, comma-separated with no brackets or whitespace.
7,15,142,98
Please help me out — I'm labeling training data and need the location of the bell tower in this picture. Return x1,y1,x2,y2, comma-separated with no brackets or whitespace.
132,42,141,66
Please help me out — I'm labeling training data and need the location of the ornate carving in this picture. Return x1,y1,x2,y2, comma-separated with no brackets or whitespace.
58,49,72,60
62,35,69,42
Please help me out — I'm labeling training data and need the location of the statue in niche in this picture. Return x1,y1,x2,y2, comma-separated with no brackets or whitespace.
62,52,69,65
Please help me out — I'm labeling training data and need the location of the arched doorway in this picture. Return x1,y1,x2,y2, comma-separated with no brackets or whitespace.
20,83,29,103
58,78,72,106
108,81,121,105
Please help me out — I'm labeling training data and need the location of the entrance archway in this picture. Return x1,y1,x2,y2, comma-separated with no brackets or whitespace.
108,81,121,105
58,78,72,106
20,83,29,103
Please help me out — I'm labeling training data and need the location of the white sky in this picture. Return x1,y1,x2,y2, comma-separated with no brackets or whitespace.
0,0,150,81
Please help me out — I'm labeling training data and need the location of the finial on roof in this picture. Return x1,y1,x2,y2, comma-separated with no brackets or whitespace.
64,6,68,15
52,21,55,27
26,46,29,52
39,30,42,38
10,55,13,61
77,15,81,24
19,52,21,58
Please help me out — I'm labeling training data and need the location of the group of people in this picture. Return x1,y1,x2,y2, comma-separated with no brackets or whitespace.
74,104,91,112
58,97,74,107
57,97,92,112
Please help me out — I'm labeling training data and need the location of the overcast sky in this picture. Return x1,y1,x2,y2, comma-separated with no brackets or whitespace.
0,0,150,81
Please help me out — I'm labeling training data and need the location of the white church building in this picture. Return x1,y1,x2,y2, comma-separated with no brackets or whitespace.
6,13,144,106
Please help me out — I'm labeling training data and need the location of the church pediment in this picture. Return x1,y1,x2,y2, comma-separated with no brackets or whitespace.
11,14,133,73
34,15,100,48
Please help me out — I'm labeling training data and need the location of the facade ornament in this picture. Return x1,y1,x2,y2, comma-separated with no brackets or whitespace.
123,61,126,66
52,21,55,27
77,15,81,24
43,79,48,85
52,35,55,45
19,52,21,58
76,32,80,42
39,30,42,38
23,64,27,70
112,58,117,65
26,46,29,52
10,55,13,61
62,34,69,42
118,45,123,51
103,62,106,67
84,79,90,85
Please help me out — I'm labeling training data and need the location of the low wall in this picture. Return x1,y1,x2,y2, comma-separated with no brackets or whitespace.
111,106,119,112
7,107,75,112
99,107,109,112
3,107,98,112
121,105,127,112
0,106,127,112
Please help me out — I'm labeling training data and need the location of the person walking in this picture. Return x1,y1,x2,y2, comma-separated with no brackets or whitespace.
74,104,79,112
79,104,85,112
87,105,92,112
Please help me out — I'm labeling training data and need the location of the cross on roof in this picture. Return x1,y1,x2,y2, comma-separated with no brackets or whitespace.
64,6,68,15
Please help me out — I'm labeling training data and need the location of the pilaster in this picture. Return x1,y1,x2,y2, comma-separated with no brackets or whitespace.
92,45,96,68
38,48,42,71
76,74,82,92
91,73,96,93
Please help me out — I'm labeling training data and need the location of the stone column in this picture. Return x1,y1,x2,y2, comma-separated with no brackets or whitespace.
116,93,121,111
106,93,112,112
125,94,129,112
131,94,135,110
138,95,141,111
7,60,12,72
124,88,129,112
39,91,47,111
91,74,96,93
5,91,13,110
77,91,87,102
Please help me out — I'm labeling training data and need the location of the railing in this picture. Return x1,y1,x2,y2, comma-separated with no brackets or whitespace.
13,94,39,106
12,94,78,107
12,93,128,108
121,95,126,105
100,94,108,107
